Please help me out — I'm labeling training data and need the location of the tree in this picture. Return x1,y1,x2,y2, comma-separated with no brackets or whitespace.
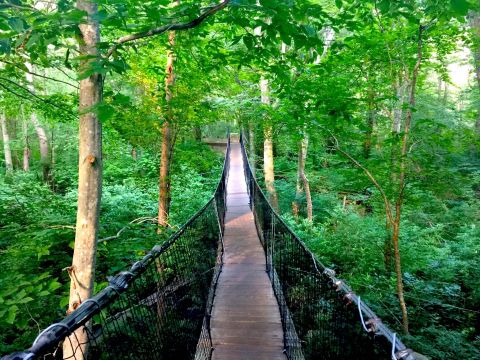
293,133,313,222
1,112,13,174
158,1,180,230
63,0,103,356
26,63,50,182
469,3,480,136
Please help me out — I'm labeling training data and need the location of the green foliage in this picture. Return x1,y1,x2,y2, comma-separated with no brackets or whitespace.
0,138,222,354
0,0,479,357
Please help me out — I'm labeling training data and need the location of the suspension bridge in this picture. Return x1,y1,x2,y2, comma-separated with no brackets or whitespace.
2,135,416,360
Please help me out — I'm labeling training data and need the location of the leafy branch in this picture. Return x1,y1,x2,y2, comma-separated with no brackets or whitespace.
106,0,231,58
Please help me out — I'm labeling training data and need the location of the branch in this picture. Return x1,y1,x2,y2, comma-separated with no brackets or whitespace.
97,217,157,243
0,60,79,89
47,225,76,230
317,126,395,227
0,2,36,12
106,0,230,58
0,77,76,118
334,145,394,226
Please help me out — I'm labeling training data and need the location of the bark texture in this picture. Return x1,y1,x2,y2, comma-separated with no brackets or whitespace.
293,135,312,221
386,75,407,272
1,113,13,173
22,116,30,172
249,122,255,177
260,77,279,211
64,1,103,357
158,18,178,230
392,25,425,335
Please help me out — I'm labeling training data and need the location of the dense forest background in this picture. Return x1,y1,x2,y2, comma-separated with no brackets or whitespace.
0,0,479,359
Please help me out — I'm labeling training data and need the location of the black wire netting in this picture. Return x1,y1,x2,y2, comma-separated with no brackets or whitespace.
240,133,416,360
2,139,230,360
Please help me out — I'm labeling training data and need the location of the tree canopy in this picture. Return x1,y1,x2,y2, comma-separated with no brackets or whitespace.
0,0,479,358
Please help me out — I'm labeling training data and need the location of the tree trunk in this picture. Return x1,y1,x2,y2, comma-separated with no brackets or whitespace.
393,25,424,335
392,78,406,134
193,126,202,141
386,75,407,272
25,63,50,182
470,8,480,137
249,122,255,177
292,135,312,221
22,115,30,172
437,77,443,100
158,16,178,230
158,122,172,229
363,87,376,159
1,113,13,174
260,77,279,211
443,82,448,105
64,1,103,357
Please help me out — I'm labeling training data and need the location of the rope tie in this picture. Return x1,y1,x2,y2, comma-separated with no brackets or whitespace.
391,333,397,360
344,291,354,305
333,279,344,291
63,265,82,314
357,296,380,333
358,296,369,332
323,268,336,277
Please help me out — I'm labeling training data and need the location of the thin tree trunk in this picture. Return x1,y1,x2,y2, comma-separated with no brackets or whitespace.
9,118,21,169
249,122,255,177
386,75,407,272
51,127,56,190
260,77,279,211
158,122,172,229
25,63,50,182
364,87,376,159
64,1,102,357
437,77,443,100
1,113,13,174
392,78,406,134
193,126,202,141
293,135,312,221
22,112,30,172
393,25,424,335
471,8,480,135
158,11,178,230
443,82,448,105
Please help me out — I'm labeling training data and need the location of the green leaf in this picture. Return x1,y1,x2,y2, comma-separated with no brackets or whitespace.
335,0,342,9
5,306,18,324
0,39,11,54
18,297,34,304
8,17,26,33
48,280,62,291
450,0,470,17
243,35,254,50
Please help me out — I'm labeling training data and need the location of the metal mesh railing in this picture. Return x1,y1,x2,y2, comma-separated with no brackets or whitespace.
2,137,231,360
239,133,416,360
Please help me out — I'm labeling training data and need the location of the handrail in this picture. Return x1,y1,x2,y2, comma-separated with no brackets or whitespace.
239,132,416,360
3,135,231,360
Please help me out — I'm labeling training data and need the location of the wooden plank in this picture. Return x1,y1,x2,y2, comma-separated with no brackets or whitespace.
210,141,286,360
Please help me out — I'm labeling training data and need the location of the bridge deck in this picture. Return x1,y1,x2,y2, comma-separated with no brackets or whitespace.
211,141,286,360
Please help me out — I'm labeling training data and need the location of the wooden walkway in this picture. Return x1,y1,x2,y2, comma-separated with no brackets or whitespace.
210,141,286,360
